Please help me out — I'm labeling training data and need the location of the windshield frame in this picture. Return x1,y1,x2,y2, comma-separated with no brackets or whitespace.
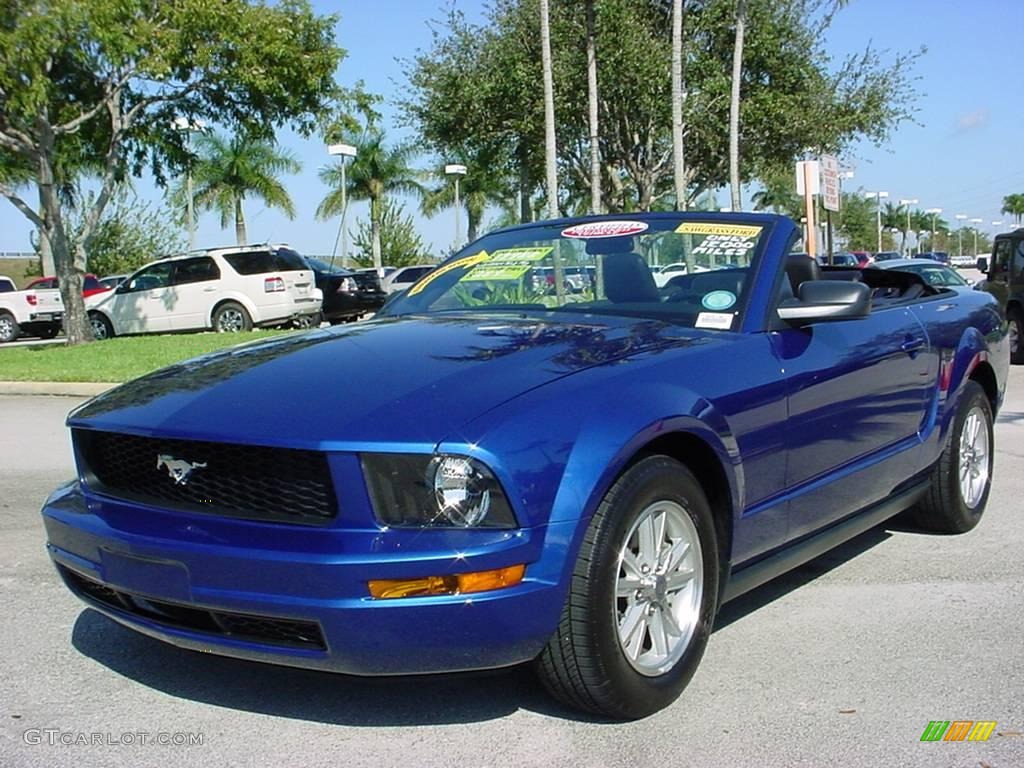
382,213,781,331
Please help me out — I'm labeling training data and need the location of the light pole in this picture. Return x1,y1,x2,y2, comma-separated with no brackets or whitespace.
925,207,943,253
444,163,468,250
865,191,888,253
969,218,983,255
327,143,357,269
173,117,206,251
899,198,918,256
955,214,967,257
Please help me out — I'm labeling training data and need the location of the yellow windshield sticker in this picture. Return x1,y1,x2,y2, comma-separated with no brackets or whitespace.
675,223,762,237
460,247,553,283
407,251,489,296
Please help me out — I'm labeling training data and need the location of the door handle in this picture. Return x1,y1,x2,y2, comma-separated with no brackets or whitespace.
900,337,925,354
203,287,217,292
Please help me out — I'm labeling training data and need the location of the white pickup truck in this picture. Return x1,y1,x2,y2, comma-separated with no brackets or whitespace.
0,275,63,343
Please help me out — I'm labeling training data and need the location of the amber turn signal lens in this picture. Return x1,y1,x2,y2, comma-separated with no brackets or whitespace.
368,564,526,599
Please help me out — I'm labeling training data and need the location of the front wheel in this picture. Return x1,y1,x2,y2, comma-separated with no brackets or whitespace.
1009,307,1023,365
0,311,19,343
536,456,719,719
212,302,252,333
89,312,114,341
914,380,994,533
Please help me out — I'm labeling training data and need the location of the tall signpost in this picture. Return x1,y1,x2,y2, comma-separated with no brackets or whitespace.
820,155,840,264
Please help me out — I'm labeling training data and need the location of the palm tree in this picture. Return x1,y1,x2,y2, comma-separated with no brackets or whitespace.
1001,193,1024,225
316,129,422,275
420,153,512,244
539,0,565,300
586,0,601,216
187,133,300,246
880,201,906,251
727,0,747,212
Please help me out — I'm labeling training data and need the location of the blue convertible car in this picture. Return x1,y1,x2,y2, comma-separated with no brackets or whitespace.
42,213,1008,718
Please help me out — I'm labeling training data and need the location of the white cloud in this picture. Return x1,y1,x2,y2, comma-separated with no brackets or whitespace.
954,108,990,134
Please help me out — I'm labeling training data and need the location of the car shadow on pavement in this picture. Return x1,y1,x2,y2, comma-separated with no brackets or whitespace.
714,523,893,631
70,610,602,725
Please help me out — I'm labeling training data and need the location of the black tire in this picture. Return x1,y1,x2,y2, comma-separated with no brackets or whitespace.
88,312,114,341
536,455,719,719
1009,307,1023,365
914,380,994,533
37,325,60,339
293,311,322,330
0,311,19,343
212,302,252,333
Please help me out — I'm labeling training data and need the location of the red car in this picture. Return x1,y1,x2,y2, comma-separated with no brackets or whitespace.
849,251,872,268
27,274,111,298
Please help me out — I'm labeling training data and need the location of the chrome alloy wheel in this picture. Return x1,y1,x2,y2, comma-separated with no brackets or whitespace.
89,315,109,340
959,406,990,509
1010,318,1020,358
615,500,704,676
0,315,15,342
216,308,245,332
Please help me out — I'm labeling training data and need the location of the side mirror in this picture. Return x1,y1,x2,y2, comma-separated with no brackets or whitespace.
976,257,988,273
777,280,871,325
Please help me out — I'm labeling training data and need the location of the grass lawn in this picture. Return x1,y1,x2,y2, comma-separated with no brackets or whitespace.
0,330,293,383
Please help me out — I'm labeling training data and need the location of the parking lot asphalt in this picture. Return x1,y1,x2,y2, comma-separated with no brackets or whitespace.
1,370,1022,768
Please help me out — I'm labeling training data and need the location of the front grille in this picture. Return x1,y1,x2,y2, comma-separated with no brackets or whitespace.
75,429,337,524
62,567,326,651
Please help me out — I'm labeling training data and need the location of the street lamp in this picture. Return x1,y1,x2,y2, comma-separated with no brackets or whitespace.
899,198,918,256
925,207,943,252
173,117,206,251
444,163,468,250
865,191,888,253
969,218,983,256
327,143,357,268
954,214,967,257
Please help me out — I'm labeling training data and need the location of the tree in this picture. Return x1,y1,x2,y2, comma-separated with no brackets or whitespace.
72,195,184,277
181,132,300,246
403,0,920,217
1001,193,1024,226
586,0,602,215
0,0,342,344
728,0,747,212
316,129,423,275
350,199,431,268
420,151,514,244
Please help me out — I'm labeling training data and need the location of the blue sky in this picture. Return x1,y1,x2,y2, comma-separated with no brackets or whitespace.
2,0,1022,259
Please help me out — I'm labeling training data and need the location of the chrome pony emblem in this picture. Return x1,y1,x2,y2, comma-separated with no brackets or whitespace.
156,454,207,486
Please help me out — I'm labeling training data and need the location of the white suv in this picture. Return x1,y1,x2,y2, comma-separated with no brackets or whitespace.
87,245,322,339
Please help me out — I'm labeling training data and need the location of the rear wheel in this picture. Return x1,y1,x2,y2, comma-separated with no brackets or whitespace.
293,311,322,330
914,380,993,533
88,312,114,341
37,326,60,339
536,456,718,719
212,302,252,333
0,311,19,343
1009,307,1023,365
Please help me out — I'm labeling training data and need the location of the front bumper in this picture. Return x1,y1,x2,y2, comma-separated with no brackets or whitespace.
42,481,574,675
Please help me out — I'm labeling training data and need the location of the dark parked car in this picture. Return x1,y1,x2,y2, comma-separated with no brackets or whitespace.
873,259,974,292
916,251,950,265
305,257,387,324
977,228,1024,364
42,212,1008,719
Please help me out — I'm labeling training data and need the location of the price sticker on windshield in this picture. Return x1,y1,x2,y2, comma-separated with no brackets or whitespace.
407,251,490,296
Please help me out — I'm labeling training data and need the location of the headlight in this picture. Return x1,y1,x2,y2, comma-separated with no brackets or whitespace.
361,453,516,528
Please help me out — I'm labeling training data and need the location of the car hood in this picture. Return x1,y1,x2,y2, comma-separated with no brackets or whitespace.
69,314,711,448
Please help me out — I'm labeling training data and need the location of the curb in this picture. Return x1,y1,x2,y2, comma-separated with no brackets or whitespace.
0,381,119,397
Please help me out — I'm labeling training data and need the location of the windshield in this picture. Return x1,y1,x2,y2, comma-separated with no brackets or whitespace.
382,216,771,330
306,257,347,275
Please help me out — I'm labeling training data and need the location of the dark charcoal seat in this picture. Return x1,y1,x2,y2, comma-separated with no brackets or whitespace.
603,253,661,303
785,253,822,295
